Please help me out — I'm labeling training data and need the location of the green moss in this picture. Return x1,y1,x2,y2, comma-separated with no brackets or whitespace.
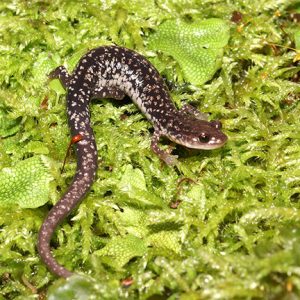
0,0,300,299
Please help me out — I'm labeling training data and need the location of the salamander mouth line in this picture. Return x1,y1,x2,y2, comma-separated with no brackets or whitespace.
184,141,227,149
38,45,227,278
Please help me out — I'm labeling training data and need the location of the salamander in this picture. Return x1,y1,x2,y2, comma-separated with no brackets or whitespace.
38,45,227,278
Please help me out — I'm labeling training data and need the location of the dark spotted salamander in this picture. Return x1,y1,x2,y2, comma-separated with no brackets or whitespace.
38,45,227,278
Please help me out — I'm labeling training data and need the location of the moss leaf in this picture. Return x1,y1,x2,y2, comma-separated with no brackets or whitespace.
0,108,21,138
0,155,53,208
94,234,147,269
32,52,61,87
118,164,164,207
47,275,119,300
294,30,300,50
148,18,230,85
119,164,147,192
147,230,182,254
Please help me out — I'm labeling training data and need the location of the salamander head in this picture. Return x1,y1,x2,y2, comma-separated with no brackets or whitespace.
166,117,227,150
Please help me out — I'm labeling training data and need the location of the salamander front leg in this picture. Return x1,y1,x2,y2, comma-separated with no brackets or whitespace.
151,129,178,165
179,104,208,120
48,66,71,88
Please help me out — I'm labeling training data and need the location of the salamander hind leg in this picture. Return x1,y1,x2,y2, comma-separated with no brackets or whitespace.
48,66,71,89
151,129,178,166
91,86,126,100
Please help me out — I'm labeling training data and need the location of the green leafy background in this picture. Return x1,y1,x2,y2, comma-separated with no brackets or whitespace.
0,0,300,299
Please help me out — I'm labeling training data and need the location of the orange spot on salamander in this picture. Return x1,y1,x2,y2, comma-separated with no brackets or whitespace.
61,134,83,173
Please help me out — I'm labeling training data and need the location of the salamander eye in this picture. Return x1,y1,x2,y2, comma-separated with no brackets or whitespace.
210,120,222,129
198,133,210,143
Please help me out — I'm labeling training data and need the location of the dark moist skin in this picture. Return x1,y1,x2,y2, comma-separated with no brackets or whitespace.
38,45,227,278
